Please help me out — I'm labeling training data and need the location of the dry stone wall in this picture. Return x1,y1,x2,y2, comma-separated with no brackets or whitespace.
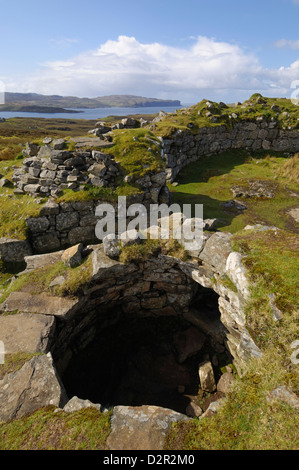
25,170,170,254
13,144,121,197
162,120,299,181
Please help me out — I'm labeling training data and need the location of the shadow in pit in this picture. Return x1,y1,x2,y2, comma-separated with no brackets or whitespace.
60,289,232,416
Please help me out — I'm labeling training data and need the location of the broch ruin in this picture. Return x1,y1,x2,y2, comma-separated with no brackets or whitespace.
0,96,298,450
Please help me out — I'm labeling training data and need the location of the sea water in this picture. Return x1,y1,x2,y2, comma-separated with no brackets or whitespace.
0,104,193,121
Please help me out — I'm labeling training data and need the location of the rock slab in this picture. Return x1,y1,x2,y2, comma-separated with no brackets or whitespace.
107,405,189,450
0,353,68,423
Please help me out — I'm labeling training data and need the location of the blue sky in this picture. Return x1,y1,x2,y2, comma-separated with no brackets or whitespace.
1,0,299,103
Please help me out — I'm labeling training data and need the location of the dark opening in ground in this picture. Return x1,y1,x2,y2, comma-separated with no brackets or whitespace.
60,288,230,415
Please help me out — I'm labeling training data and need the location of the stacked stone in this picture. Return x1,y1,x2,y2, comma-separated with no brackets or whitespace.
88,117,143,136
12,141,120,197
162,120,299,181
26,199,100,253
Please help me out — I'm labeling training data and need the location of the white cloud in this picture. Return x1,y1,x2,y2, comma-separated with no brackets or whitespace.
5,35,299,102
274,38,299,49
50,37,79,48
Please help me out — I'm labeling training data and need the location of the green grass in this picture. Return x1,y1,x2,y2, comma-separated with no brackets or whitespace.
231,227,299,322
0,406,111,450
0,160,47,240
169,150,299,233
165,226,299,451
0,194,45,240
105,127,165,181
119,237,188,265
154,94,299,137
165,353,299,450
0,254,93,302
0,353,40,380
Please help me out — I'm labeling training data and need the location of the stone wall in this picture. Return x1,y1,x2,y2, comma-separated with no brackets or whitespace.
0,223,262,424
13,144,121,198
24,175,170,254
162,120,299,181
48,230,260,377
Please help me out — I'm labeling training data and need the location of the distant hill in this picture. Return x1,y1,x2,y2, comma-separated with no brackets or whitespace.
1,93,181,111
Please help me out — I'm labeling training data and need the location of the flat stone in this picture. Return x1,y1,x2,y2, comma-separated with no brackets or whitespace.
39,199,60,216
68,226,95,245
288,207,299,223
0,313,55,353
91,245,132,281
0,292,78,317
70,137,114,149
103,234,121,259
56,211,79,232
201,398,226,418
266,386,299,409
32,232,61,253
225,251,250,299
52,138,65,150
26,216,50,233
107,405,189,451
24,251,64,272
0,178,11,187
186,402,203,418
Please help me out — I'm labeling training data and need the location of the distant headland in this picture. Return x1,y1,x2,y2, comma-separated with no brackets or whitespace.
0,93,181,113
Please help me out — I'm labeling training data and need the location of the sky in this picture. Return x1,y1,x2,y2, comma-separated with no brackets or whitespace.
1,0,299,104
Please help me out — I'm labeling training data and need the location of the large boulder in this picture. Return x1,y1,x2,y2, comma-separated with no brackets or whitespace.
198,232,233,275
106,405,189,450
0,237,32,263
0,353,68,422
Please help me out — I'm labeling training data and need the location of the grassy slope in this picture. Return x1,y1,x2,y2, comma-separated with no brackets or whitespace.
0,407,111,450
169,150,299,234
154,93,299,136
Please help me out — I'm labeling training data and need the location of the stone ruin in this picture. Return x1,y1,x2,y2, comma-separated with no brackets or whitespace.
1,110,299,449
12,140,120,198
0,217,266,449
